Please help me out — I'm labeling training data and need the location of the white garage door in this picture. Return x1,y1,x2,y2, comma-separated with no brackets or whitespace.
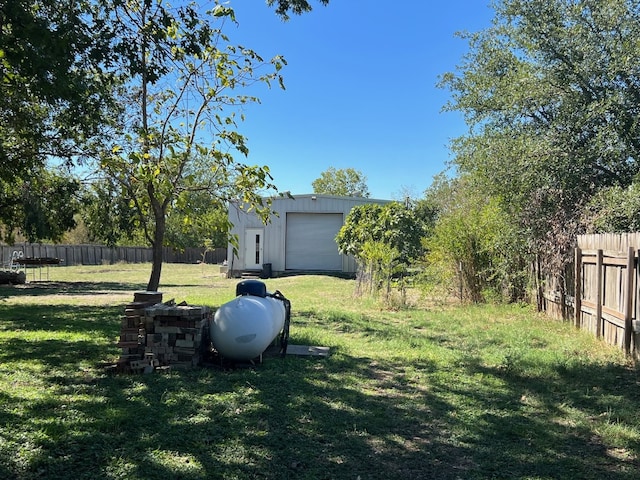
285,213,343,270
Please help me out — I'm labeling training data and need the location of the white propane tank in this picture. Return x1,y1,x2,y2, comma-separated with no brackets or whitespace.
210,282,287,360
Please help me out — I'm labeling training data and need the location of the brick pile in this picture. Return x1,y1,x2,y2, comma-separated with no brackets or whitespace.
117,291,211,373
117,291,163,371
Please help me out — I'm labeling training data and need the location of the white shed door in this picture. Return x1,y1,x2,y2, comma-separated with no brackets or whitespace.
285,213,343,270
243,228,264,270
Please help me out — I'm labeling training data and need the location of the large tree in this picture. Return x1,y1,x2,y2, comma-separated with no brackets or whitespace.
0,1,115,242
0,169,81,244
0,0,329,250
98,1,287,291
0,1,113,176
82,168,232,251
440,0,640,276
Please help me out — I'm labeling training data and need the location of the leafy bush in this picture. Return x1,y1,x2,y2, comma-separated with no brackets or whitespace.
336,202,425,305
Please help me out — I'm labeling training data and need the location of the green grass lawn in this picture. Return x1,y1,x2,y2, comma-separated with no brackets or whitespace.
0,263,638,479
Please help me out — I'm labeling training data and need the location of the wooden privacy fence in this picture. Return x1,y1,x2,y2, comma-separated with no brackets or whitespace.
574,246,637,356
543,234,640,359
1,244,227,267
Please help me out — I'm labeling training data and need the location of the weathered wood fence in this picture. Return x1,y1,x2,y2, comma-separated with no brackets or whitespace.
541,233,640,359
0,244,227,267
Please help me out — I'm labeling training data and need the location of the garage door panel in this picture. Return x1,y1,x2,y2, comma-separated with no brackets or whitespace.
286,213,343,270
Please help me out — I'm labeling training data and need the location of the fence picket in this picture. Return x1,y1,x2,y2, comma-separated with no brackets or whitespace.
543,235,639,359
596,250,603,338
1,244,227,267
625,247,635,354
574,246,582,328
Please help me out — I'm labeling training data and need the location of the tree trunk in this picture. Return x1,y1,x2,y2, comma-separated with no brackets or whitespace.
146,207,166,292
147,242,163,292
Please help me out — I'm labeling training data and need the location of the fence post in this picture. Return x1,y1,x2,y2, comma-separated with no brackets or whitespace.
574,247,582,328
596,249,603,338
624,247,635,355
535,255,543,312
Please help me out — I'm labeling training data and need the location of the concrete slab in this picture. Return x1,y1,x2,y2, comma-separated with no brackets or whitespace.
264,344,330,358
285,344,331,358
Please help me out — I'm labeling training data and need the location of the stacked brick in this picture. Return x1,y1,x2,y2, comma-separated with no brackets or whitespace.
117,291,163,372
143,303,211,371
116,291,211,373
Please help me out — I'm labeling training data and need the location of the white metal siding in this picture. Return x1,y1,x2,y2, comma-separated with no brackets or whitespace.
285,213,343,270
228,195,389,274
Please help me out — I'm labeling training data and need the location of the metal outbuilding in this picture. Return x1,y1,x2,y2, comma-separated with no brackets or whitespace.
226,194,389,277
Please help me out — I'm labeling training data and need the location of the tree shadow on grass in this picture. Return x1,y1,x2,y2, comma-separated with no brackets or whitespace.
1,355,466,480
0,278,230,301
0,300,638,479
0,351,638,480
0,281,147,299
0,304,122,338
0,337,118,371
247,353,639,479
454,354,640,478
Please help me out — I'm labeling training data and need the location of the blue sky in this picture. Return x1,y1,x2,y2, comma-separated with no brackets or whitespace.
225,1,495,200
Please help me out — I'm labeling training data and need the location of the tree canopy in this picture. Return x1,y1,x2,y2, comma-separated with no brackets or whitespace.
266,0,330,19
439,0,640,277
336,202,424,266
0,0,331,250
312,167,370,197
0,1,116,242
0,169,81,244
0,1,114,177
95,1,289,290
336,202,424,303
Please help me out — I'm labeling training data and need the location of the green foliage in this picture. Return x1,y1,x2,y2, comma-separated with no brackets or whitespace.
337,202,424,302
20,172,81,244
336,202,424,265
84,153,242,250
312,167,370,197
98,1,286,290
444,0,640,181
355,240,402,302
266,0,330,19
0,168,81,244
81,177,142,247
584,181,640,233
165,190,230,250
0,1,115,177
412,197,439,236
424,176,528,303
439,0,640,296
0,1,115,241
1,0,328,250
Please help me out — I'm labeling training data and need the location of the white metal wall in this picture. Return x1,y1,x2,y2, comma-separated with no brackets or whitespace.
227,194,389,274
